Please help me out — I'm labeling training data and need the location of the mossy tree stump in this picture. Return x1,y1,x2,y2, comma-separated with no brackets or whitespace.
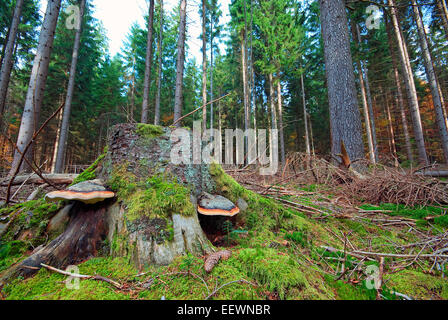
1,123,251,282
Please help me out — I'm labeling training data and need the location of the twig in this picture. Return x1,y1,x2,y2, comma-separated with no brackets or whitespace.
172,93,231,126
6,102,64,203
205,279,256,300
40,263,122,289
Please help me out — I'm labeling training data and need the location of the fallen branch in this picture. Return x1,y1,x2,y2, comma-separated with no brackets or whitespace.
40,263,122,289
6,102,65,203
1,174,78,186
321,246,448,260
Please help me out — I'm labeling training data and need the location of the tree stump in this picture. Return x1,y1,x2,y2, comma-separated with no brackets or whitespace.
2,123,232,282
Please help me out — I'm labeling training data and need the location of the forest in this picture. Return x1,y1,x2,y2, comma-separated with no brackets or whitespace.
1,0,448,301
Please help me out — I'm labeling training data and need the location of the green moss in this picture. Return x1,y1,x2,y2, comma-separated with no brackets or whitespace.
0,198,62,243
384,270,448,300
324,275,376,300
359,203,448,228
0,241,28,274
2,257,137,300
71,149,107,185
136,123,164,139
229,248,307,299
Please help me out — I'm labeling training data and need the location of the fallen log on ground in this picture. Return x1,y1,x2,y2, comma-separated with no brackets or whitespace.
1,174,78,186
416,170,448,177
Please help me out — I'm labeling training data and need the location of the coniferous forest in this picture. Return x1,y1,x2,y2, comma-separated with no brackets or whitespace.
1,0,448,302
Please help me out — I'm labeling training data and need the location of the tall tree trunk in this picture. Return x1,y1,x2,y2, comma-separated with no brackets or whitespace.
385,90,399,167
201,0,207,132
173,0,187,127
350,20,376,164
412,0,448,164
385,13,414,163
301,72,310,156
269,73,277,131
0,0,23,119
9,0,62,176
355,24,378,162
53,0,86,174
388,0,428,165
241,35,250,152
209,4,214,131
141,0,155,124
154,0,163,126
319,0,365,169
277,80,285,164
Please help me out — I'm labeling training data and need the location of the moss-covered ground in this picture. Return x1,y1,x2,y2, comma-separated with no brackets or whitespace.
1,163,448,300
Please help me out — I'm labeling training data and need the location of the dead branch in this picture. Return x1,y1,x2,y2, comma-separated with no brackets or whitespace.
40,263,122,289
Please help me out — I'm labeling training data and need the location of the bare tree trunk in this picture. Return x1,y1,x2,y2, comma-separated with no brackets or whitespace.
355,24,378,162
301,72,310,156
141,0,155,124
241,35,250,149
173,0,187,127
209,5,214,130
388,0,428,165
9,0,62,176
350,21,375,164
201,0,207,132
412,0,448,164
277,80,286,165
269,73,277,131
53,0,86,173
154,0,163,126
385,90,399,167
385,13,414,163
0,0,23,119
319,0,365,169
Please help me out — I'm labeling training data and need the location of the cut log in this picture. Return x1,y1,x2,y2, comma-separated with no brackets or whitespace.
416,170,448,177
0,174,78,186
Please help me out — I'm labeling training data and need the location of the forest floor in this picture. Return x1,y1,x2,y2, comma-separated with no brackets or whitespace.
1,157,448,300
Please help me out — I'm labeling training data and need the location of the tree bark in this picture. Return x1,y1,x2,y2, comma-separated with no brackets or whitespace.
301,72,310,156
385,13,414,163
9,0,62,176
388,0,428,165
141,0,155,124
319,0,365,169
0,0,23,119
354,23,378,162
154,0,163,126
201,0,207,132
173,0,187,127
277,80,286,165
53,0,86,174
412,0,448,164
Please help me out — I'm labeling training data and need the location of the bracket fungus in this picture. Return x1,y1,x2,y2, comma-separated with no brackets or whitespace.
45,181,115,204
197,193,240,217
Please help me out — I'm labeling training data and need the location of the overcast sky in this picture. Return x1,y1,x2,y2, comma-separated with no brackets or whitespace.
40,0,231,64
